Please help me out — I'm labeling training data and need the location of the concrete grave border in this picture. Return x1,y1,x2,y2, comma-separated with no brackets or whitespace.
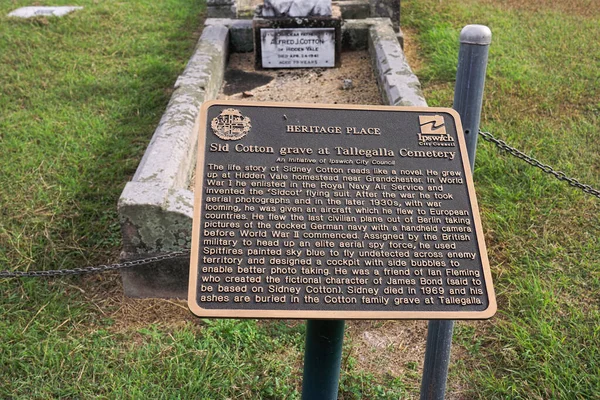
118,17,426,298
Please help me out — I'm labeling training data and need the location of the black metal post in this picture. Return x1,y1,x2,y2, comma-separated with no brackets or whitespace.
420,24,491,400
302,319,346,400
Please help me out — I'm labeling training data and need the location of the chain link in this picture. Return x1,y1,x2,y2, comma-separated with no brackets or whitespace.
478,130,600,199
0,251,190,278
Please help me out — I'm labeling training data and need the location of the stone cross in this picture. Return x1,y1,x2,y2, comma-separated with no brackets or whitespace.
262,0,332,17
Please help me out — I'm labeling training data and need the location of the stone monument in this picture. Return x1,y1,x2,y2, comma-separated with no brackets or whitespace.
253,0,342,68
207,0,237,18
261,0,332,17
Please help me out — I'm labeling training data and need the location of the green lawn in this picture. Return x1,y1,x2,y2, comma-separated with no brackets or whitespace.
0,0,204,272
1,0,599,398
404,0,600,398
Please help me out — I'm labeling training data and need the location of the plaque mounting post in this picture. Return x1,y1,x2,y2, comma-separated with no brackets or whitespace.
420,24,492,400
302,320,345,400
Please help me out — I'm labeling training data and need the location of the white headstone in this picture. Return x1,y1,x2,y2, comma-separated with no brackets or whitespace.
262,0,332,17
8,6,83,18
261,28,335,68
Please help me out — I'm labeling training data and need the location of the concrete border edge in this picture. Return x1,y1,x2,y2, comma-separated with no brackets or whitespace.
119,18,426,298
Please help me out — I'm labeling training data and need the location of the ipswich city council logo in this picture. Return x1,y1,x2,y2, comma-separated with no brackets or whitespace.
417,115,455,147
211,108,252,141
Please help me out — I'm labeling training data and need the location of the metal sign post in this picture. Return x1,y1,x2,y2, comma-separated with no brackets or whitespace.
302,320,346,400
420,25,492,400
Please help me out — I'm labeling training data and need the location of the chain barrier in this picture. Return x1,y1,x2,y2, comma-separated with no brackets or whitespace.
2,130,598,279
478,130,600,199
0,251,190,278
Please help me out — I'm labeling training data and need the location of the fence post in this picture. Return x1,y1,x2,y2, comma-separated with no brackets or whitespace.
302,320,346,400
419,24,491,400
453,24,492,171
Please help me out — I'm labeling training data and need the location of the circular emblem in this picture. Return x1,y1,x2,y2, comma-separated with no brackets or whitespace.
211,108,252,141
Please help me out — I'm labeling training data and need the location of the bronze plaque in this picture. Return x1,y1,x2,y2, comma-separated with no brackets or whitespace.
188,101,496,319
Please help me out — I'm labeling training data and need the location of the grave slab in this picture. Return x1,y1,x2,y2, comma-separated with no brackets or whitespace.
8,6,83,18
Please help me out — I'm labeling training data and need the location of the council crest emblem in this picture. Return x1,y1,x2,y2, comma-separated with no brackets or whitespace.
211,108,252,141
417,115,455,147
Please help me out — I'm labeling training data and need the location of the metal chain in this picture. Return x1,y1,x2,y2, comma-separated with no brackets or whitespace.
0,251,190,278
478,130,600,199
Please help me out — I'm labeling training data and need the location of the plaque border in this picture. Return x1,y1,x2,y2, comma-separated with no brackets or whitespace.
189,101,497,320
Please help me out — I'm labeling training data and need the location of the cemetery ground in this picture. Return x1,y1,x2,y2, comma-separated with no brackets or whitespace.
0,0,598,398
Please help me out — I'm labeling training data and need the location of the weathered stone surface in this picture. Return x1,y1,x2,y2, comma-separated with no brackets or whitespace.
8,6,82,18
230,20,254,52
207,0,236,5
338,0,370,19
341,18,372,50
368,19,425,106
118,25,229,298
207,0,237,18
121,255,190,299
204,18,236,27
237,0,261,18
262,0,332,17
369,0,400,30
205,19,255,52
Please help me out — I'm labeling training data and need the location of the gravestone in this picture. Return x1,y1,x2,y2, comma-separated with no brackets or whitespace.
262,0,332,17
254,0,341,68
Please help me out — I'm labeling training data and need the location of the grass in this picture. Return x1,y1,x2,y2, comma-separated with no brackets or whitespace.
0,0,203,271
1,285,305,398
404,0,600,398
0,1,413,398
1,0,599,398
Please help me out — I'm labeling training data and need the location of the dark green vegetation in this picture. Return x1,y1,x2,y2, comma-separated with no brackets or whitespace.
1,0,599,398
405,0,600,398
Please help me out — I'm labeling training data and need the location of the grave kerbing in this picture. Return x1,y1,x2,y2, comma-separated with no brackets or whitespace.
118,18,425,299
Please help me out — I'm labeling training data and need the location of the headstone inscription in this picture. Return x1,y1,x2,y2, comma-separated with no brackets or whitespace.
254,0,341,69
188,101,496,319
